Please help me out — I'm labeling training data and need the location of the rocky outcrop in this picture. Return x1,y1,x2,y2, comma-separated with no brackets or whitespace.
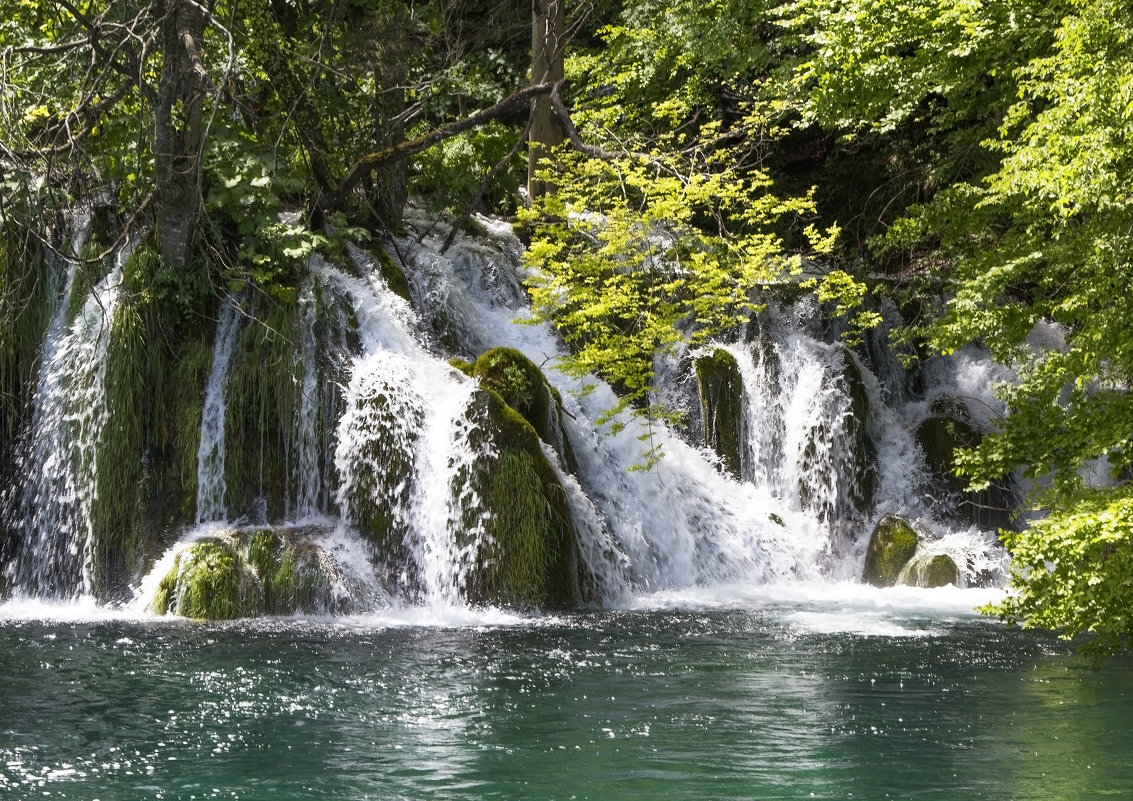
694,348,744,479
862,515,920,587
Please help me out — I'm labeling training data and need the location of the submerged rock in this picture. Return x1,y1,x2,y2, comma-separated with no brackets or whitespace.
862,515,920,587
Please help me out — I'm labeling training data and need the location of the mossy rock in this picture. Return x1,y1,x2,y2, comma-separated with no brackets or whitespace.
473,347,576,474
899,553,961,588
151,528,344,620
461,389,582,610
247,529,332,614
151,537,258,620
693,348,743,479
862,515,920,587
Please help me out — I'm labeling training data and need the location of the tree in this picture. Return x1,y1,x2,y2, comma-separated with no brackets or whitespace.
517,0,859,439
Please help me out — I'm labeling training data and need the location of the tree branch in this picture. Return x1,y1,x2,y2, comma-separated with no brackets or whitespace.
315,81,561,214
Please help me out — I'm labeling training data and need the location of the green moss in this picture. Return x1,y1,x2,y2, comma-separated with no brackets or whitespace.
375,245,413,303
150,554,181,615
862,515,920,587
481,449,555,606
224,296,303,521
89,297,148,599
162,538,258,620
462,390,581,609
693,348,743,479
247,528,323,614
473,347,576,473
448,357,474,376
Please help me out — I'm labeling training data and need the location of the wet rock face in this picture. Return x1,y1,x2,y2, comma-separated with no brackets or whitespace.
914,397,1019,532
694,348,744,479
862,515,919,587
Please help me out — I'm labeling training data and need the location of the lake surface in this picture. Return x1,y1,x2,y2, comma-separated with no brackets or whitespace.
2,586,1131,800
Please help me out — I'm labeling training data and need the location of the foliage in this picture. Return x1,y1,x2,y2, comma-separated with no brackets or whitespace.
983,489,1133,659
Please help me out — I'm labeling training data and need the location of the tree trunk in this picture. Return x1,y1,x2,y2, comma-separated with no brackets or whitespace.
153,0,207,275
527,0,564,201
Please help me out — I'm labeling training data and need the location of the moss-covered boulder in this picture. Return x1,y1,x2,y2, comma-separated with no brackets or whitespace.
473,347,576,474
898,552,961,588
862,515,920,587
150,528,347,620
693,348,744,479
461,389,582,610
151,537,259,620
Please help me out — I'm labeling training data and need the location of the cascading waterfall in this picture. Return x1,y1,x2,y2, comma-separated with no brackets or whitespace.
5,233,127,598
1,207,1011,614
316,254,495,605
194,295,243,524
391,212,1009,592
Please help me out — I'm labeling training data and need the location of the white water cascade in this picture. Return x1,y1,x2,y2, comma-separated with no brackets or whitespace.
5,228,128,599
1,208,1012,615
387,211,1010,596
195,295,243,524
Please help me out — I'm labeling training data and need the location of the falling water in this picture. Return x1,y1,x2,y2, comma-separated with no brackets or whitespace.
316,255,494,605
5,234,126,598
390,212,1009,593
195,295,243,524
291,281,322,519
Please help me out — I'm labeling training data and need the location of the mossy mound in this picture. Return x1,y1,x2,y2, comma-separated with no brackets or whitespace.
150,528,343,620
151,538,258,620
473,347,576,473
693,348,743,479
899,552,961,588
862,515,920,587
462,389,582,610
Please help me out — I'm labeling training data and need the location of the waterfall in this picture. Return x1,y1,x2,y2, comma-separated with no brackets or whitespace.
2,207,1012,614
317,255,494,605
291,281,322,519
390,213,1009,592
5,234,126,599
195,295,243,524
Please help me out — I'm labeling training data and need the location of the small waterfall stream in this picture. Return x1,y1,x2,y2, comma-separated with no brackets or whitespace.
5,230,128,599
195,295,243,524
1,210,1011,614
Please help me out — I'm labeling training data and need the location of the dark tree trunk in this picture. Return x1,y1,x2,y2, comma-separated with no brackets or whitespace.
527,0,564,201
153,0,207,275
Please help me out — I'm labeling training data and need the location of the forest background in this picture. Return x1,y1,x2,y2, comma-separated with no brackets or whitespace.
1,0,1131,655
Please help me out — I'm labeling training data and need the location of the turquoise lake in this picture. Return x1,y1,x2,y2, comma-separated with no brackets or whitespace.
2,588,1131,800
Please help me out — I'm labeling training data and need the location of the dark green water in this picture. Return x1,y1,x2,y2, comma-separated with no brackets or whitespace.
2,592,1131,800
